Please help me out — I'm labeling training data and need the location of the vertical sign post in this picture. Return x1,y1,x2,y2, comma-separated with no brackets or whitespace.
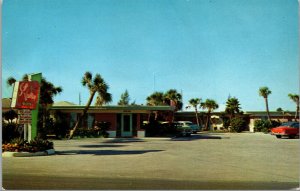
11,73,42,141
28,73,42,140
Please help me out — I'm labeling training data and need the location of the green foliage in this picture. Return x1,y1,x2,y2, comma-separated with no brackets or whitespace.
253,119,280,133
230,117,246,132
118,90,130,105
225,97,241,117
201,99,219,112
222,117,231,129
146,89,183,111
146,92,165,106
276,108,283,112
259,87,272,98
28,138,54,152
254,120,270,133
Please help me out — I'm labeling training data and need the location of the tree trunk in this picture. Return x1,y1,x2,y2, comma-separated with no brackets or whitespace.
205,111,210,131
295,103,299,121
265,98,271,122
69,91,96,139
194,107,200,127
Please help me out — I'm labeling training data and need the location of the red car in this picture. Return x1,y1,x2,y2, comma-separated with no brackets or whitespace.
271,122,299,139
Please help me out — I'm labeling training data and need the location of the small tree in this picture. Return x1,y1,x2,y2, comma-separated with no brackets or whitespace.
230,117,246,132
118,90,130,105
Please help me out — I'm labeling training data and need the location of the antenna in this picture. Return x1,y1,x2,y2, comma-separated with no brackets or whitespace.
153,72,156,91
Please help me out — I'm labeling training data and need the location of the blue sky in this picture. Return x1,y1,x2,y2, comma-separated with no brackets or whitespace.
2,0,299,112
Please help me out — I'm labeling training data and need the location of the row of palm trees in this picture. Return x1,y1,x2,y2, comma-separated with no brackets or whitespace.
258,86,299,122
185,87,299,131
7,72,299,138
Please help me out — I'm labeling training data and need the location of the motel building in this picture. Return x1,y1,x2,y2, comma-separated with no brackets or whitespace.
49,101,175,138
2,98,297,138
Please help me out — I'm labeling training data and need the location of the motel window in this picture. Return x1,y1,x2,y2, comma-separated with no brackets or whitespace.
87,114,94,129
70,113,77,128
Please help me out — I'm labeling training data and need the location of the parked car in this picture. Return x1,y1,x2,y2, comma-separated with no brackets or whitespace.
174,122,193,137
271,122,299,139
177,121,200,134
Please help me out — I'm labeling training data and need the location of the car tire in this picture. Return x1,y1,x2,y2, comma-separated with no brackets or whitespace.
288,135,295,139
276,135,282,138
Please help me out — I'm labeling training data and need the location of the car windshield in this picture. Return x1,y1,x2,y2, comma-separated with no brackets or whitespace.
281,122,299,128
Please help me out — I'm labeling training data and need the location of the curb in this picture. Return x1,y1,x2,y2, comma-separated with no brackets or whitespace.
2,149,55,157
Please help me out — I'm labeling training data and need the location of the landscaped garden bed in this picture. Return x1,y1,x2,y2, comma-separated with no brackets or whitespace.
2,138,55,157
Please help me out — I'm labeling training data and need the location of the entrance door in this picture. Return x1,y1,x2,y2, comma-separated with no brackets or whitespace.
121,114,132,137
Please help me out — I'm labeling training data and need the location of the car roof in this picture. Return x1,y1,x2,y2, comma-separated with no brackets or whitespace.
282,121,299,125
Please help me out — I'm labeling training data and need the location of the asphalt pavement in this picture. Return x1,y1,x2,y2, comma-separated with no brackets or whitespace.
2,132,300,190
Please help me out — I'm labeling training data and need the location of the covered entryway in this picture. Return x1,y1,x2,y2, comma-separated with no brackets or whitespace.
121,114,132,137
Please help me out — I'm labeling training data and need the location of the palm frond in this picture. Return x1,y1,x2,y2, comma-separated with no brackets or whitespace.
7,77,16,86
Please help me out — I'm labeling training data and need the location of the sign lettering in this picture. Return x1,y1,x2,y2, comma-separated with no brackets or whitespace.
11,81,40,109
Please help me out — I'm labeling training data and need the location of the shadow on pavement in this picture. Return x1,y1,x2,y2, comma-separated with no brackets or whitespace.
170,134,225,141
103,138,145,143
55,149,163,156
79,144,127,148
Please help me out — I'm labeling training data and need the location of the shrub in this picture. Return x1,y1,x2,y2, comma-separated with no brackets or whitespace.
254,119,282,133
2,138,54,153
230,117,246,132
254,120,272,133
2,123,21,143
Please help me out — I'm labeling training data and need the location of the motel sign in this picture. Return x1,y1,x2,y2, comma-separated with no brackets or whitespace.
11,81,40,109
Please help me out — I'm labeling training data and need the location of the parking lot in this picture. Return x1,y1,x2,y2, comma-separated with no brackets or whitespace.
2,132,300,190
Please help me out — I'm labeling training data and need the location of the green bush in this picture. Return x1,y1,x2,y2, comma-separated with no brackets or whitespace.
254,119,282,133
254,120,271,133
230,117,246,132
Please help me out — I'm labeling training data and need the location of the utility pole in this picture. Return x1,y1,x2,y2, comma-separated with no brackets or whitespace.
79,93,81,105
153,72,156,91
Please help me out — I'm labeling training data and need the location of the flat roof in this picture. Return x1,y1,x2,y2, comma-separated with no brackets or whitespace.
50,105,175,112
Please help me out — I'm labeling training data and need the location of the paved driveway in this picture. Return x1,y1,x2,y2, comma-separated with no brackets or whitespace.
2,133,299,189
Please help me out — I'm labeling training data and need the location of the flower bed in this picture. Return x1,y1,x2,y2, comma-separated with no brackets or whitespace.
2,138,55,157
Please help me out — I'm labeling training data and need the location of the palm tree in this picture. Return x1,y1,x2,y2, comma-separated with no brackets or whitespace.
146,92,165,106
259,87,272,122
225,97,241,120
95,92,113,106
69,72,112,139
201,99,219,131
164,89,183,111
187,98,201,127
288,93,299,120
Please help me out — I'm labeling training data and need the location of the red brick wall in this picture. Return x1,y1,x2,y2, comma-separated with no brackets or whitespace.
95,113,117,130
